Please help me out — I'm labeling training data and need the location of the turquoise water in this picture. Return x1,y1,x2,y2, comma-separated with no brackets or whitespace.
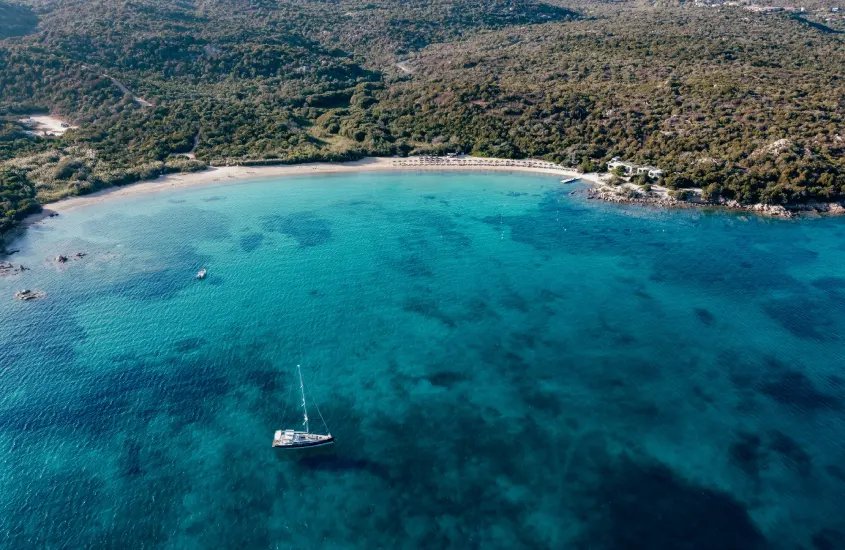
1,172,845,549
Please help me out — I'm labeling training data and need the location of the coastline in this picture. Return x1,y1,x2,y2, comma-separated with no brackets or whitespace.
15,155,845,235
40,156,597,215
585,182,845,218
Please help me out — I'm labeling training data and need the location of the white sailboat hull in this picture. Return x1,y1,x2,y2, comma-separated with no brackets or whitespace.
273,364,334,449
273,429,334,449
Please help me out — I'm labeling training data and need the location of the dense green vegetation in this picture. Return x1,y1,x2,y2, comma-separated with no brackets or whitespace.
1,0,843,237
0,0,38,39
0,167,39,233
374,9,845,203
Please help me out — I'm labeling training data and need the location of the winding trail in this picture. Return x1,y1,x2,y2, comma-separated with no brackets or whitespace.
179,130,201,159
106,75,153,107
82,64,153,107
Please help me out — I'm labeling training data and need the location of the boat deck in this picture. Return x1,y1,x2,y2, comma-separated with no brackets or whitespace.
273,429,334,448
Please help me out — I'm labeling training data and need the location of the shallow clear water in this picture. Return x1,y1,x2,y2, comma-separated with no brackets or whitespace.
1,172,844,549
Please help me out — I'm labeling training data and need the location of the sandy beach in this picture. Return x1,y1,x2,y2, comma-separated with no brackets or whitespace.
44,156,604,214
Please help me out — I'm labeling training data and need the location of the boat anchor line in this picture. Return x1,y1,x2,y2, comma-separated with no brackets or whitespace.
273,364,334,449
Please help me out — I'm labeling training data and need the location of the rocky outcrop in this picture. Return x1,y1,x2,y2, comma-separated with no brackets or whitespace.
587,187,690,209
726,201,793,218
587,184,845,218
783,201,845,215
749,138,802,160
15,289,45,301
54,252,87,263
0,262,27,277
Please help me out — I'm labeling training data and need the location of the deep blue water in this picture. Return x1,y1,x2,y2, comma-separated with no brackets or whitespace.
1,172,845,549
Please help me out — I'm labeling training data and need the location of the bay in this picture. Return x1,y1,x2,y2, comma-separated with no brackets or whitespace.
1,171,844,548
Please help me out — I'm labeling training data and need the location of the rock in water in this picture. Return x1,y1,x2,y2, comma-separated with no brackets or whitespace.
14,289,46,301
0,263,26,277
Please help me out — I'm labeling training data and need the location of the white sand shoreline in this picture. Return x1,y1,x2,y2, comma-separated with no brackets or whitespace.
42,156,604,214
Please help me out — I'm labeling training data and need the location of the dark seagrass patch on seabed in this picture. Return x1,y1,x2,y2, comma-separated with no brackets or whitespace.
238,232,264,252
460,295,500,323
576,456,767,550
694,307,716,326
391,209,472,248
762,294,841,341
173,336,208,353
120,441,144,478
392,253,433,278
402,296,455,328
729,432,767,479
261,212,332,247
424,369,468,388
728,429,814,481
811,276,845,292
768,430,812,476
108,251,212,301
0,295,86,369
812,528,845,550
758,370,842,411
295,453,389,480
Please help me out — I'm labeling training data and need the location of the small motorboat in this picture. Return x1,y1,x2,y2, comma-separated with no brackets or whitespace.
196,268,207,280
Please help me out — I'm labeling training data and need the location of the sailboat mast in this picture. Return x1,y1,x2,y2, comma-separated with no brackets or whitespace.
297,364,309,433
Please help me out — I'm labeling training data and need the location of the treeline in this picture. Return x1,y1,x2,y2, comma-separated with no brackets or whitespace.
2,0,575,233
1,0,844,237
368,8,845,204
0,167,39,234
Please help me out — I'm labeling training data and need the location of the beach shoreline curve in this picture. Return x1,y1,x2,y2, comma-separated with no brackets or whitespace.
36,156,598,215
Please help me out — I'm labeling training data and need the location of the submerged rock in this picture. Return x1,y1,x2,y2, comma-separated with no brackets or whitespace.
56,255,68,263
15,289,46,301
0,262,27,277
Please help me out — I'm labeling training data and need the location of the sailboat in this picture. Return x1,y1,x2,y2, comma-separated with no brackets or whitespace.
273,364,334,449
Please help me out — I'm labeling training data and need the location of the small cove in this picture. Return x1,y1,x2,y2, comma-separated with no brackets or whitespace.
1,171,844,548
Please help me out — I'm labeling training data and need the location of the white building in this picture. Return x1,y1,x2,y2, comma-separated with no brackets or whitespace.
607,157,664,179
607,157,638,176
642,166,665,179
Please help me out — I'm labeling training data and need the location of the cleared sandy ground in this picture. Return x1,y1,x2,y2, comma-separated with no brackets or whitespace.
19,115,77,136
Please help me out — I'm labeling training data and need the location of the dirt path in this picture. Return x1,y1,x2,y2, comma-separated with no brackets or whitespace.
106,75,153,107
179,131,201,159
82,65,153,107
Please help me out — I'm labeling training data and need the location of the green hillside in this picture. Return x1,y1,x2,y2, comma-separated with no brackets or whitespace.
1,0,844,234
